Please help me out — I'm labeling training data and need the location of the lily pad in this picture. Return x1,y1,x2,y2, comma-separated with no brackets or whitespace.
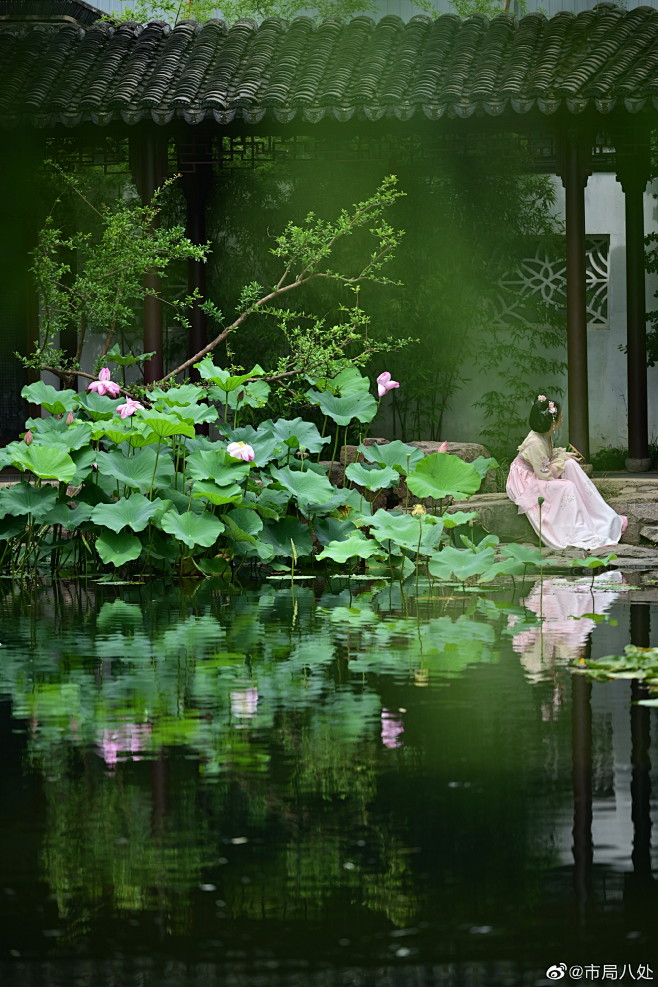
406,453,481,502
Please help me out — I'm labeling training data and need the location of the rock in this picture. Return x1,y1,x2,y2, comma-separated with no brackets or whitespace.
338,444,362,466
407,440,491,463
640,526,658,544
445,493,534,541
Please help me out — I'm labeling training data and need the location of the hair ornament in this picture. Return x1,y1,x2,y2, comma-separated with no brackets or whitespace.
540,399,558,420
537,394,547,402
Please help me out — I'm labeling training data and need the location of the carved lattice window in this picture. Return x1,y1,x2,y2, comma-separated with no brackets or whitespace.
491,235,610,330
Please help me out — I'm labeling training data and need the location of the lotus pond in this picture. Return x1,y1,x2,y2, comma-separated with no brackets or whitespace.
1,570,658,987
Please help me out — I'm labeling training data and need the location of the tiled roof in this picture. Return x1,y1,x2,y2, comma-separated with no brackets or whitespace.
2,2,658,128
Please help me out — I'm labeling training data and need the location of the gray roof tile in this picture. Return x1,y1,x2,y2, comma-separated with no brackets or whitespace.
2,2,658,127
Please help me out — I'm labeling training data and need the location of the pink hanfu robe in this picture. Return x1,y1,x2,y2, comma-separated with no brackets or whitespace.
506,430,624,551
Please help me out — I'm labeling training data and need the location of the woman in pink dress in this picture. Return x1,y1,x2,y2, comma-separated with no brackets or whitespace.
506,395,627,551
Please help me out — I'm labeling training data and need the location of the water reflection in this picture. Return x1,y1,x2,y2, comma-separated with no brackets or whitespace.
0,576,656,982
511,571,625,678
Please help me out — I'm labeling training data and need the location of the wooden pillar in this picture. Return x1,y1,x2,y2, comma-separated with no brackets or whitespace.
616,141,651,472
626,606,654,914
179,141,214,378
129,130,169,384
558,129,592,463
563,130,591,464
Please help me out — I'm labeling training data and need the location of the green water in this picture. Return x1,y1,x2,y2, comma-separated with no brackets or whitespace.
0,573,657,986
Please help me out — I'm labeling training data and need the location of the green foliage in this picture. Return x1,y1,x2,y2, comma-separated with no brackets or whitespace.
4,342,558,583
101,0,430,27
207,139,560,442
24,169,209,379
406,453,481,501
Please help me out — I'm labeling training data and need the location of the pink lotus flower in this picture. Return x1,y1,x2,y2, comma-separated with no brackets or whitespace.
377,371,400,398
66,411,75,425
23,429,33,445
227,441,255,462
116,398,144,419
87,367,121,398
438,440,448,453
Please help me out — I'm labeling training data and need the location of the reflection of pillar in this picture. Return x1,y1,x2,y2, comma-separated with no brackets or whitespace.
626,605,654,909
558,128,592,464
572,639,593,919
179,143,213,379
616,141,651,472
129,131,169,384
151,754,168,836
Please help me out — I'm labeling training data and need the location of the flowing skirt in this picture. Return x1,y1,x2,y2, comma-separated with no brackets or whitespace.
506,456,623,551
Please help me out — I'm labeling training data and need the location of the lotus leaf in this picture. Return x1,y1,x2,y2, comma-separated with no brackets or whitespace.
317,531,383,563
306,388,377,427
196,357,264,391
192,480,244,506
260,517,314,558
11,445,77,483
44,502,94,529
186,449,249,485
91,495,160,533
150,383,202,406
345,463,399,490
368,509,444,556
428,545,497,581
140,412,195,439
259,418,329,455
160,509,225,549
269,466,335,512
95,530,143,567
106,344,156,367
76,391,122,420
0,482,58,520
406,453,481,501
361,440,424,473
96,447,174,493
21,381,78,415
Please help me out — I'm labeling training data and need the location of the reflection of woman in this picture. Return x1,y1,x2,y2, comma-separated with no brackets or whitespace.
506,395,627,551
511,571,625,675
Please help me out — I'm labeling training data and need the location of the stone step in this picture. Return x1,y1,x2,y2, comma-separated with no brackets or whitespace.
450,479,658,547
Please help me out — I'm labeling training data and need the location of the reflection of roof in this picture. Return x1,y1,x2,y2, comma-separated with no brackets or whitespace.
3,3,658,128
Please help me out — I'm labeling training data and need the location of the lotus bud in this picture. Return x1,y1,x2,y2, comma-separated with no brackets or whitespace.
66,411,75,425
24,429,33,445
